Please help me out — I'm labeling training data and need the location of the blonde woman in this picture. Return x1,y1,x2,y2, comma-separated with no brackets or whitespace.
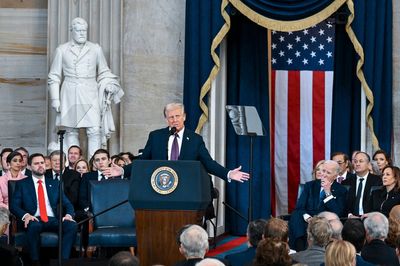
312,160,325,180
325,240,356,266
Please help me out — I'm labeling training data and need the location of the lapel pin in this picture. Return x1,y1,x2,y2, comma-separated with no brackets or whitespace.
186,137,189,140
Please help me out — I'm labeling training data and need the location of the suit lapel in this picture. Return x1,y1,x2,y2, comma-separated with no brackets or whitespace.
179,129,191,160
45,179,57,208
28,177,38,207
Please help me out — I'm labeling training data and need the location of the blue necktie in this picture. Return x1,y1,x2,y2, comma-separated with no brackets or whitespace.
320,190,325,201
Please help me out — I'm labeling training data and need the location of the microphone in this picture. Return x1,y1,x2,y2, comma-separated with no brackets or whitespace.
169,127,177,136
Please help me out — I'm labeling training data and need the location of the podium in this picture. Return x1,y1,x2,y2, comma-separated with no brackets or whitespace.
128,160,212,266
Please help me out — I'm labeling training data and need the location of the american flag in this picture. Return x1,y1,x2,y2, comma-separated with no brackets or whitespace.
270,21,335,216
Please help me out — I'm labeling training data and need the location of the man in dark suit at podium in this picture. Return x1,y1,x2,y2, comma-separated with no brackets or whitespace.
104,102,249,183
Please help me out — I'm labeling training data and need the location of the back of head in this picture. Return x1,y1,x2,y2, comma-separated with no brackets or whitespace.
263,217,288,242
325,240,356,266
342,219,366,252
307,217,333,247
364,212,389,241
0,207,9,234
387,205,400,246
253,238,291,266
108,251,139,266
247,219,267,247
317,212,342,240
179,224,209,259
196,258,225,266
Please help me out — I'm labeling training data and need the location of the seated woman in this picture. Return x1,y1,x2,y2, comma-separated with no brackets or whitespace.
373,149,392,174
74,158,90,177
312,160,325,180
370,165,400,217
0,151,27,209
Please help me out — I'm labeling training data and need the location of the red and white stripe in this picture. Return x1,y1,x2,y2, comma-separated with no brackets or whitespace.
270,70,333,216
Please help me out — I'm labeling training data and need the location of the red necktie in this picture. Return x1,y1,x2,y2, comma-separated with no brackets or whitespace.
37,180,48,223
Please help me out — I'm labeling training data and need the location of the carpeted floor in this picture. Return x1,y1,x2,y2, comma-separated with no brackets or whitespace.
206,235,247,259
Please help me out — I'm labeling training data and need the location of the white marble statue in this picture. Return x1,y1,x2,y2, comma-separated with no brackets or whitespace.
48,17,124,158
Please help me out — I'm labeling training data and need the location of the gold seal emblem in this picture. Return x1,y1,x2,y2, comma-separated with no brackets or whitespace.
151,166,179,194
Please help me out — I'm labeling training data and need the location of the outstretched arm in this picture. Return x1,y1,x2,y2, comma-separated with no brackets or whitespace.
228,166,250,183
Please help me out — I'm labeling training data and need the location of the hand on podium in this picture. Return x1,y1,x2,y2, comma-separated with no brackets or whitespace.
228,166,250,183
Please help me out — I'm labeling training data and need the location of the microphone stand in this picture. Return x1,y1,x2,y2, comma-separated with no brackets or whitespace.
57,130,66,266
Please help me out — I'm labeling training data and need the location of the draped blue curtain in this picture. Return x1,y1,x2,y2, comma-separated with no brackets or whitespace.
184,0,393,234
225,13,270,234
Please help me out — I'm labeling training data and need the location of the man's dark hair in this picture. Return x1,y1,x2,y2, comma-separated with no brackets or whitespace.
68,145,83,156
355,151,371,162
331,151,350,162
92,149,110,159
0,148,13,158
342,219,366,252
15,147,29,156
248,219,267,247
28,153,45,166
118,151,135,162
108,251,139,266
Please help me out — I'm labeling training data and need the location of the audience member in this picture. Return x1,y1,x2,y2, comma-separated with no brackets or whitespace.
14,147,30,176
196,258,225,266
312,160,325,180
331,152,354,183
289,160,346,251
290,217,332,266
0,207,23,266
74,158,90,177
119,151,135,164
0,151,27,209
10,153,77,264
263,217,295,254
361,212,399,265
173,224,209,266
225,219,267,266
342,151,382,217
114,156,127,167
68,145,83,170
109,251,139,266
368,160,381,176
387,205,400,247
370,165,400,217
317,211,343,240
0,148,13,176
253,238,292,266
46,150,81,209
341,219,374,266
44,155,52,170
325,240,356,266
372,149,392,172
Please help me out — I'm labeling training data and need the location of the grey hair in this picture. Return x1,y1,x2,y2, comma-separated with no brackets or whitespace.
307,217,333,247
196,258,225,266
364,212,389,239
0,207,10,228
180,224,209,258
70,17,88,31
164,103,185,118
324,160,341,175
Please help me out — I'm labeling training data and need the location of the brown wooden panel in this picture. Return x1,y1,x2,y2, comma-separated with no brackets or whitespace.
136,209,204,266
0,0,48,9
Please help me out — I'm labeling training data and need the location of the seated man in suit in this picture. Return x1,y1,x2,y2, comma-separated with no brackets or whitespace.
290,217,332,266
361,212,399,265
45,150,80,210
103,102,249,183
225,219,267,266
67,145,82,170
342,151,382,217
289,160,347,251
10,153,77,264
331,151,354,183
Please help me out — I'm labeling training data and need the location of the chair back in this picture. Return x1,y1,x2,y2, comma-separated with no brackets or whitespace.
89,179,135,228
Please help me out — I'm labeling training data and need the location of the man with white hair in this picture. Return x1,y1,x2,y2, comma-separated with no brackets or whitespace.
48,17,124,158
196,258,225,266
361,212,399,265
317,211,343,240
174,224,209,266
289,160,347,251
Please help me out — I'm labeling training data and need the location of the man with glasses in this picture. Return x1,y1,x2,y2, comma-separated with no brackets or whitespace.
342,151,382,217
331,152,355,183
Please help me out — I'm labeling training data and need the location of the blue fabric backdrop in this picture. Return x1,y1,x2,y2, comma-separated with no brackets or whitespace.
183,0,392,234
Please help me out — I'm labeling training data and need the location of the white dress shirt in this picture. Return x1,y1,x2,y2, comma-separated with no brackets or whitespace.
32,175,55,218
167,127,184,160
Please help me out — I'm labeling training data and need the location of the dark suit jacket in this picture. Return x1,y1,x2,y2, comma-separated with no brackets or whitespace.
124,127,229,180
342,173,382,215
290,245,325,266
370,187,400,217
225,246,256,266
10,177,74,220
45,168,80,209
289,180,347,240
78,171,99,211
361,239,399,265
